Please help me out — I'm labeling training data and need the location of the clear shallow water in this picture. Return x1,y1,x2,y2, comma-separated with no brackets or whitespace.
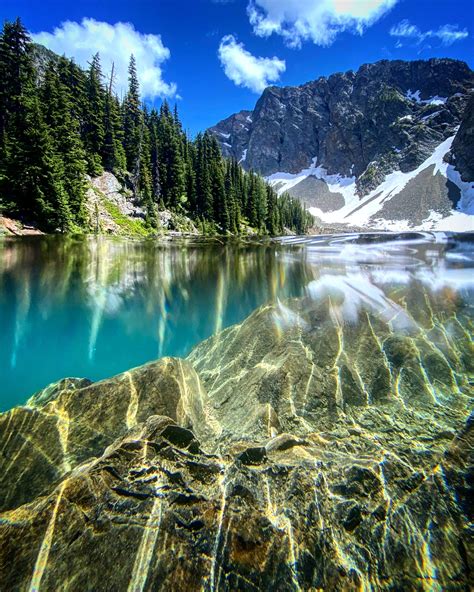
0,232,473,411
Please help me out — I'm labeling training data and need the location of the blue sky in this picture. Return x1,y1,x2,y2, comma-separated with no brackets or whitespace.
2,0,473,135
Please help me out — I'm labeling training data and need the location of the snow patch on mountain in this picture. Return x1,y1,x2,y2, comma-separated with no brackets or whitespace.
268,158,356,205
239,149,248,164
405,89,448,106
268,136,474,232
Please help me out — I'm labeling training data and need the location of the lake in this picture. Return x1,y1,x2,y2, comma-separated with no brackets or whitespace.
1,231,474,590
0,232,473,411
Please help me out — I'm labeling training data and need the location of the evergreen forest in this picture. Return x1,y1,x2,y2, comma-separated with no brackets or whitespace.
0,19,313,235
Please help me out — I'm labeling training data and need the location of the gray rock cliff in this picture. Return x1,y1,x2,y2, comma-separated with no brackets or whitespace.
452,93,474,181
210,59,474,196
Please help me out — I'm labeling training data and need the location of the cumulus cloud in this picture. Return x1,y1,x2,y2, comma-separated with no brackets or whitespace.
247,0,399,48
390,19,469,46
32,18,177,99
218,35,286,92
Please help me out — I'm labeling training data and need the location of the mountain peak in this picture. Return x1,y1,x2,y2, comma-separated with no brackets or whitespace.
210,57,473,178
209,57,474,231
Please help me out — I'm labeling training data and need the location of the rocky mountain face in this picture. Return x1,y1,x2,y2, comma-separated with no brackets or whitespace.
452,93,474,181
31,43,60,82
210,109,254,166
210,58,473,182
0,283,472,590
210,59,474,231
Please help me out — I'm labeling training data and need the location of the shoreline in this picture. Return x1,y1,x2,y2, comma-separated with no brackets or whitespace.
3,215,472,240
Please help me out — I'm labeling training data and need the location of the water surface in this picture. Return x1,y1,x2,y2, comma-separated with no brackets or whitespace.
1,232,472,411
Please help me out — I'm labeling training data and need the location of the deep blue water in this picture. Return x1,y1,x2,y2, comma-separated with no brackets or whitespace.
1,232,473,411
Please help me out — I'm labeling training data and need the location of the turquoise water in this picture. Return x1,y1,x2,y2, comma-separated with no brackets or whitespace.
1,232,473,411
0,236,308,410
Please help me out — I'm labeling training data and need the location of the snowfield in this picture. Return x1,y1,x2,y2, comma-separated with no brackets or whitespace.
267,136,474,232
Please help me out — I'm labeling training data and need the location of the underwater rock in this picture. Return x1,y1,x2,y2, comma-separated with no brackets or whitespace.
0,295,473,590
0,358,212,513
189,295,473,447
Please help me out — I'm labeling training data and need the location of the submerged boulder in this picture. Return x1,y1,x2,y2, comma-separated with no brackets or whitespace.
0,292,472,590
189,293,472,447
0,358,214,513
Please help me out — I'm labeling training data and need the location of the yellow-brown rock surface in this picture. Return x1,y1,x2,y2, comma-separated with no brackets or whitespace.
0,294,472,591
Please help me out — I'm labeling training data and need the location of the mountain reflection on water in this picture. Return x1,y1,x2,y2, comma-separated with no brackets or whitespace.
0,232,473,411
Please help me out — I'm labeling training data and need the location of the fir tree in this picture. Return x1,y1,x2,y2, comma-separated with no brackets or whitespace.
83,53,105,175
137,107,156,225
103,63,126,172
156,101,186,209
184,137,196,213
123,55,141,174
0,19,71,230
0,18,34,209
41,61,87,226
195,133,213,219
8,89,71,230
148,109,163,207
225,162,240,234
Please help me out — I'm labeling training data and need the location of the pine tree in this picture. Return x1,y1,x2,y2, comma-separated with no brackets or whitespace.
83,53,105,175
156,101,186,209
123,55,141,175
9,88,71,230
41,61,87,226
224,164,236,233
148,109,163,207
168,130,186,209
0,18,32,133
137,107,156,225
207,135,228,231
255,176,268,232
103,63,126,172
57,57,87,124
194,133,213,219
265,185,280,235
184,140,196,213
0,18,33,209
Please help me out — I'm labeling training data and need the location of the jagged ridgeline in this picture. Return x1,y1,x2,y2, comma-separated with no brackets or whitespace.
0,19,313,235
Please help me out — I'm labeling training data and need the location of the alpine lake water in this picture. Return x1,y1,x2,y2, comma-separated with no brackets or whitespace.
1,232,474,590
1,232,473,411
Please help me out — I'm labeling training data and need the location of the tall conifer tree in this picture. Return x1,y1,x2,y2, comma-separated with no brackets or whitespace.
41,61,87,226
123,55,141,174
83,53,105,175
0,19,71,229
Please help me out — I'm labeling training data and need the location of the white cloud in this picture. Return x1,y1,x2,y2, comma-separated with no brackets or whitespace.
247,0,399,48
390,19,469,46
435,24,469,45
390,20,421,38
32,18,177,99
218,34,286,92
